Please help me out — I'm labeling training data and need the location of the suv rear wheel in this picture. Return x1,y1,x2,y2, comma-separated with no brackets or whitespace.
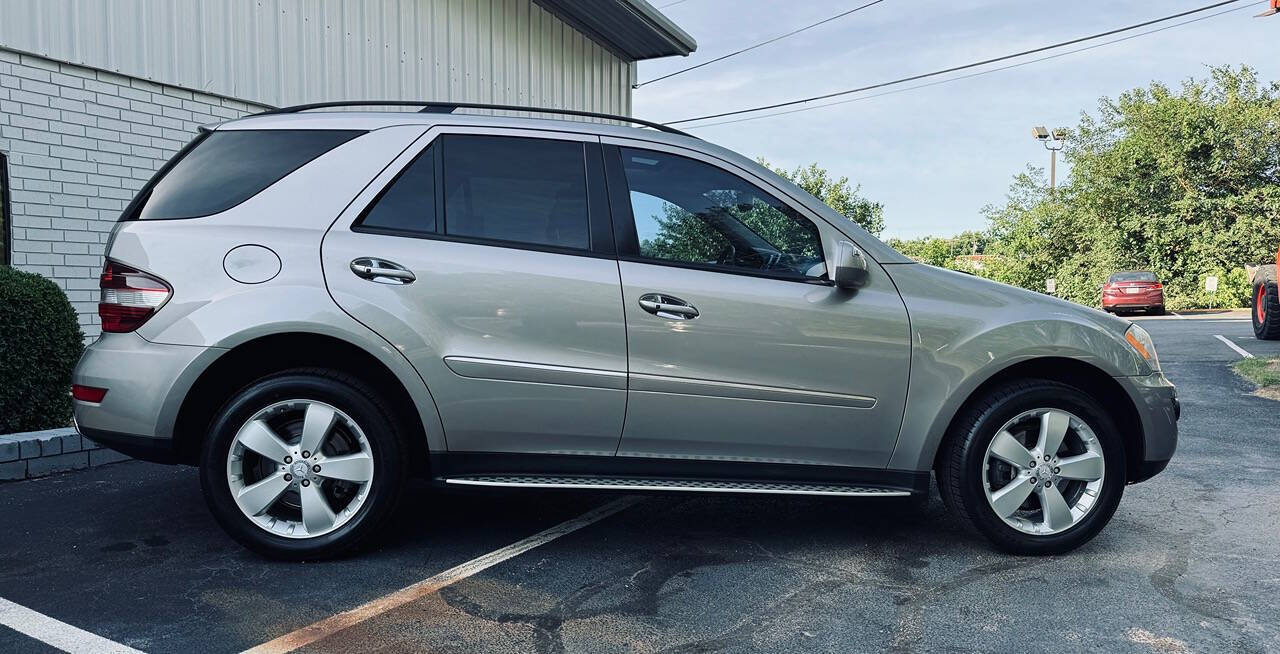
938,380,1125,555
199,369,407,560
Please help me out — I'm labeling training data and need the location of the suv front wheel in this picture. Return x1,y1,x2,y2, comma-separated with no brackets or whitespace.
199,369,407,560
938,380,1125,555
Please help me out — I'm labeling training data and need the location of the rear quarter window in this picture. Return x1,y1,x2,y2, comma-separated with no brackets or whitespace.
130,129,363,220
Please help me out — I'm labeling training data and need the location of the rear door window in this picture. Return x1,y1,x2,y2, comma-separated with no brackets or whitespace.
440,135,590,251
135,129,362,220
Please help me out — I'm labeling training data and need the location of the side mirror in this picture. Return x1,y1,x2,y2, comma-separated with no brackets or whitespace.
831,240,869,289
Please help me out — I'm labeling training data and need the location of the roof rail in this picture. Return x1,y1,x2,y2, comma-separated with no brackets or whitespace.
252,101,697,139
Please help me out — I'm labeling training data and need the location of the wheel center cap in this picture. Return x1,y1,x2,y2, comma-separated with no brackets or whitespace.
1036,464,1053,480
290,461,309,478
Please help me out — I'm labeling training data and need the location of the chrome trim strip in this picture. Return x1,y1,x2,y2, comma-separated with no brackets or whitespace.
443,478,910,497
443,356,627,390
629,373,877,409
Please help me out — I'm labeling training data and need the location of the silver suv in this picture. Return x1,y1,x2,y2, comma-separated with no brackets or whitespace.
72,102,1178,559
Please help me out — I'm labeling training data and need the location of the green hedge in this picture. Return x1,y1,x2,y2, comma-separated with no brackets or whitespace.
0,267,85,433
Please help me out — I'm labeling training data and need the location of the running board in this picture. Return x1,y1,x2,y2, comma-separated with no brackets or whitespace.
443,475,913,497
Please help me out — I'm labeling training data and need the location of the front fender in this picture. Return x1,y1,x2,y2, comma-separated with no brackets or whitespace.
882,264,1145,471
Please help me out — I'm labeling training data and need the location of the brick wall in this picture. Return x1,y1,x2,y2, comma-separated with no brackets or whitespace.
0,48,268,338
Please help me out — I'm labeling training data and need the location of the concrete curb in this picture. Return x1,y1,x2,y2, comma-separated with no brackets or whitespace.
0,427,131,481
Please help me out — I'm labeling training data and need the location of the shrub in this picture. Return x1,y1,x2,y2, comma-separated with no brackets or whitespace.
0,267,85,433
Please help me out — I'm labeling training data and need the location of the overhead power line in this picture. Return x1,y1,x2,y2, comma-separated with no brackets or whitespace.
666,0,1248,125
635,0,889,88
686,2,1259,129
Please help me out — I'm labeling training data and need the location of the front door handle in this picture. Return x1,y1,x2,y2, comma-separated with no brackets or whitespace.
350,258,416,284
638,293,699,320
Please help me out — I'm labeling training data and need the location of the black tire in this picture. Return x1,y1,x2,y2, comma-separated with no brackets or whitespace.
1253,266,1280,340
199,369,408,560
1150,306,1165,316
937,379,1126,555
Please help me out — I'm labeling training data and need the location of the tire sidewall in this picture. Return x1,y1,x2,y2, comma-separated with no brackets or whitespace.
956,384,1126,554
1254,281,1280,339
198,373,405,559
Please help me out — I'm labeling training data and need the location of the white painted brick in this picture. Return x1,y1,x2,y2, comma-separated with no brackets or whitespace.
53,241,89,255
11,115,50,131
9,88,50,105
22,104,59,120
26,130,61,146
82,79,120,95
59,110,97,127
19,55,60,72
20,77,60,97
50,97,86,113
24,178,62,192
11,65,52,83
14,240,51,253
49,145,89,161
59,87,95,102
52,217,89,230
51,121,88,137
48,71,84,88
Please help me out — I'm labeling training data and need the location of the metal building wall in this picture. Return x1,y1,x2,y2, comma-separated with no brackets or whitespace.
0,0,634,114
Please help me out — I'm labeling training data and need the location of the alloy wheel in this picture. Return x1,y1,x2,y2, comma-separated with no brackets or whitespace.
982,408,1105,536
225,399,375,538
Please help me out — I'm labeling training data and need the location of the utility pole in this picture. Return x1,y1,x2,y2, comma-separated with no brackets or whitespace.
1032,126,1067,193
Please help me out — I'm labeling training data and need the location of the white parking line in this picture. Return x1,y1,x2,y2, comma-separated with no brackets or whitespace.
1171,311,1186,319
1215,334,1255,359
0,597,144,654
241,496,643,654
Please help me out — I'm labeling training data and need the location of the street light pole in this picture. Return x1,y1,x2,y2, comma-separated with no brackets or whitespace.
1031,126,1067,194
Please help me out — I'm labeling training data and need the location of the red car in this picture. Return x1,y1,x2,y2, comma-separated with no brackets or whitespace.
1102,271,1165,315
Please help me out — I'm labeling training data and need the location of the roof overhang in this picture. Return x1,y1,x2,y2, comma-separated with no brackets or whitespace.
533,0,697,61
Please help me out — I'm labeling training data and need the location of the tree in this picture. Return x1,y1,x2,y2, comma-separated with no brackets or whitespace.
888,230,992,268
759,160,885,236
975,65,1280,308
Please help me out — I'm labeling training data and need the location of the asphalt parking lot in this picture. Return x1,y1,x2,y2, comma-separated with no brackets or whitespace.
2,312,1277,654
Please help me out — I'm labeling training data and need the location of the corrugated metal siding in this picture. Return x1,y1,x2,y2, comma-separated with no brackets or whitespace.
0,0,633,114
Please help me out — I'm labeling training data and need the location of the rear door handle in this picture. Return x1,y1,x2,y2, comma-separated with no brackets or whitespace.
350,258,416,284
638,293,699,320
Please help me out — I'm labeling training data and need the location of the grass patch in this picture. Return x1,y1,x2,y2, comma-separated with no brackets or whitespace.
1233,357,1280,389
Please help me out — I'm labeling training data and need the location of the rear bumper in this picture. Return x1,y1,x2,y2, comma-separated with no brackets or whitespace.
72,332,222,462
1114,372,1179,483
1102,297,1164,309
76,424,182,463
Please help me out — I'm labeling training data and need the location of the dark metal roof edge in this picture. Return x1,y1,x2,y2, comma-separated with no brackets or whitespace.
533,0,697,62
618,0,698,56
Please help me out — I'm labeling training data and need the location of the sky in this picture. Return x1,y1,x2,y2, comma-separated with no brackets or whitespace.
634,0,1279,240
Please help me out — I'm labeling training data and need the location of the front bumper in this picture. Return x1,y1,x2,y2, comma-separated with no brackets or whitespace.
1114,372,1179,483
72,332,221,462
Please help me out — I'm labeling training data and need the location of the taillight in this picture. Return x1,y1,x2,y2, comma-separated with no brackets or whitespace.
72,385,108,403
98,261,171,333
1152,283,1163,290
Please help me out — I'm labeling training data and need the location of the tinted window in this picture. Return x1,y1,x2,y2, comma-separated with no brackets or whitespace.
360,145,437,234
1109,272,1158,283
620,148,823,278
137,130,361,220
442,135,589,250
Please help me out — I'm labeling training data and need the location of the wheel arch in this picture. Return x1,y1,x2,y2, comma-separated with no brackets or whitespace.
928,357,1145,484
172,332,437,473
